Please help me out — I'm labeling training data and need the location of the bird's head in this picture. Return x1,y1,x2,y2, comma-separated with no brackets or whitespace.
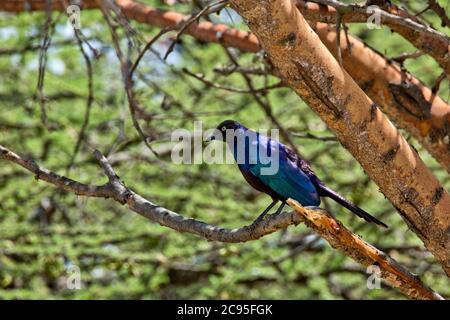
205,119,243,143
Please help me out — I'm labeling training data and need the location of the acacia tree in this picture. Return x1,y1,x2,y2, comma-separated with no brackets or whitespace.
0,0,449,299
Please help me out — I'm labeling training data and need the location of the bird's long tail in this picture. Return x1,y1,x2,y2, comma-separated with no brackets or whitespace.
317,184,388,228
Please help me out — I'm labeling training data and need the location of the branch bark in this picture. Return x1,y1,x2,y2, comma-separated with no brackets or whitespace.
1,0,260,51
229,0,450,276
0,144,443,299
0,144,303,242
4,0,450,172
312,22,450,173
288,199,443,300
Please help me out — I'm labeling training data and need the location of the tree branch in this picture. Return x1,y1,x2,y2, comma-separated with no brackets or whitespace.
0,144,444,299
298,0,450,76
0,145,113,198
287,199,443,300
428,0,450,29
0,144,303,242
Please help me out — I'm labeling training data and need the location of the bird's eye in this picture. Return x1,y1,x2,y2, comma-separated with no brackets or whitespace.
221,126,226,131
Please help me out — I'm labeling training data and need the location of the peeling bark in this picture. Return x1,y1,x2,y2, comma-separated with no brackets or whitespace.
288,199,443,300
230,0,450,276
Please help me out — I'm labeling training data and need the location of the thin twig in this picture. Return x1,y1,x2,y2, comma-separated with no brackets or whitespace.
335,11,343,66
213,65,269,76
222,47,304,159
35,0,56,130
391,51,424,64
164,0,229,60
101,5,159,157
182,68,284,93
291,131,338,142
342,22,352,55
130,27,175,77
432,72,447,94
65,16,95,173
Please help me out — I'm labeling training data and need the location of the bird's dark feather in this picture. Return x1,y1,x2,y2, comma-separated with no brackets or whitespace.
220,121,388,228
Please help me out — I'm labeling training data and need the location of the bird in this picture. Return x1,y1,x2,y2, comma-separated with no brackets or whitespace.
206,119,388,228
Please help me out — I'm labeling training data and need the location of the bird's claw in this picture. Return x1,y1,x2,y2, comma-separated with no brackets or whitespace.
252,213,268,225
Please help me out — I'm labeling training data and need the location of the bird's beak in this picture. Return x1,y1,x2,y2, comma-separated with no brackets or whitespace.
205,128,223,144
205,134,216,144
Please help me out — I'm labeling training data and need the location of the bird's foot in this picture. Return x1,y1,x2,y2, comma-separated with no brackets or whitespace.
251,212,269,225
273,202,286,216
251,202,287,225
251,200,278,225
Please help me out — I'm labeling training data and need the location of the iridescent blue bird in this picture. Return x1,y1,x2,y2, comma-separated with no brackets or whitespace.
207,120,387,228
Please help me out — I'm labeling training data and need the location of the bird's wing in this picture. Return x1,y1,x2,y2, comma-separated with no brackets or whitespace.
283,143,387,227
248,137,320,206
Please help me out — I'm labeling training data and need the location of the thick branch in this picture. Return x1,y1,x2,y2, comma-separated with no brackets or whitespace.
288,199,443,300
312,22,450,173
298,0,450,76
0,0,260,52
230,0,450,276
0,144,443,299
3,0,450,172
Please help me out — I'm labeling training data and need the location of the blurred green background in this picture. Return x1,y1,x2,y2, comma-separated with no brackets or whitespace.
0,0,449,299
